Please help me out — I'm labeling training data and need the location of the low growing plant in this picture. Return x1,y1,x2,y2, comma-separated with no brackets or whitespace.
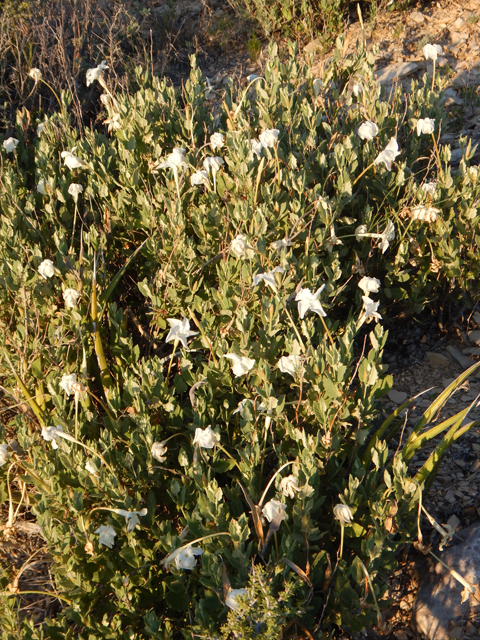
0,39,479,639
226,0,414,38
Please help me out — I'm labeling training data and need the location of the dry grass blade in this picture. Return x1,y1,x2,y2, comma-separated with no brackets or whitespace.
278,558,312,588
237,481,264,548
0,502,57,625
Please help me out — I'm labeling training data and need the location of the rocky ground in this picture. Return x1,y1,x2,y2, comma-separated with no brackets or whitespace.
375,312,480,640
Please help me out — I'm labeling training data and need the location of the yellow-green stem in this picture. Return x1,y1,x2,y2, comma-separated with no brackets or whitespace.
174,169,181,201
284,307,306,353
339,523,345,559
253,157,265,208
352,160,375,186
11,479,26,528
161,433,189,445
251,245,275,269
320,315,334,346
70,200,78,254
258,461,295,507
258,415,273,493
358,559,383,629
91,263,114,393
82,387,114,421
232,76,264,121
3,350,44,425
216,443,247,477
431,132,444,182
429,550,475,596
274,145,280,185
6,463,15,529
187,307,217,365
0,590,71,604
88,164,123,190
39,79,63,113
12,456,52,493
38,379,46,411
160,532,232,569
166,339,178,381
57,432,115,475
74,393,79,440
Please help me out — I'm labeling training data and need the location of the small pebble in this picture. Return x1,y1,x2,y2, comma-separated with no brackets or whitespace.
388,390,408,404
426,352,450,368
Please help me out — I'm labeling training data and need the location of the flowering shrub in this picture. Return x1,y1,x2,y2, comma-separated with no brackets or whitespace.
1,39,480,639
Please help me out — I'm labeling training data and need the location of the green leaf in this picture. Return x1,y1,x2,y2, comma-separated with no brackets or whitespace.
323,376,339,399
350,523,367,537
165,588,190,611
119,546,142,568
31,357,43,379
138,280,153,299
211,458,235,473
99,238,147,314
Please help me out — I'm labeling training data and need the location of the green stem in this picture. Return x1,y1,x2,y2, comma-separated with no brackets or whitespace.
431,132,444,182
38,381,46,411
166,339,178,381
258,460,295,507
233,76,264,121
174,169,181,201
253,157,265,208
0,590,71,604
74,393,79,440
161,433,189,445
162,532,231,568
251,245,275,268
284,306,306,353
258,415,272,494
352,160,375,186
6,463,15,529
84,387,114,421
69,200,78,254
39,79,63,113
320,315,334,347
91,256,114,393
88,164,123,190
339,523,345,559
12,456,52,493
54,430,116,474
216,443,247,477
358,559,382,628
429,550,475,596
3,350,44,425
187,308,217,365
